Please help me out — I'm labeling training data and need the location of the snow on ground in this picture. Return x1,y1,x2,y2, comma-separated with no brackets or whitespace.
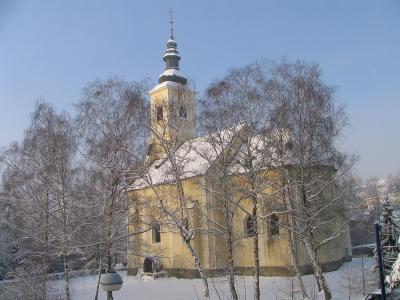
50,258,378,300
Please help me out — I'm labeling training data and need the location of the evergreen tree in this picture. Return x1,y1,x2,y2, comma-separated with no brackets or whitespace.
388,253,400,288
378,197,400,278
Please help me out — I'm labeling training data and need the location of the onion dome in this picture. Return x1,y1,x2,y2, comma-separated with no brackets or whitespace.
158,22,187,85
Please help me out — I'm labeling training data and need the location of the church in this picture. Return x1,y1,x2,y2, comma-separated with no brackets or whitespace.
126,26,352,278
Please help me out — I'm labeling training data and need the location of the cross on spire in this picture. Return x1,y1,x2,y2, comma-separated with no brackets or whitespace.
159,9,187,85
169,9,174,39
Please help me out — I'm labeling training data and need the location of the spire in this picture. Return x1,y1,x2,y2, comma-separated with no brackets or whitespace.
159,10,187,85
169,9,174,39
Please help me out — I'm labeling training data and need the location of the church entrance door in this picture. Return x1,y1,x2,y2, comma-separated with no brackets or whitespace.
143,257,154,273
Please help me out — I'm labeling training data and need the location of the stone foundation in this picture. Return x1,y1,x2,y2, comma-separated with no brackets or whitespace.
127,257,348,278
127,267,138,276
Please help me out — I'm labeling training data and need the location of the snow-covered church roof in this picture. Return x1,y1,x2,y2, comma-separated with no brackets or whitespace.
128,125,284,191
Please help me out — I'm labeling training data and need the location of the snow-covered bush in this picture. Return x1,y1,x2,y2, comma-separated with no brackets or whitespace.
388,253,400,288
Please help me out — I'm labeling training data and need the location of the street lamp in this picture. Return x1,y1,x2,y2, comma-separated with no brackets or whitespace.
100,270,123,300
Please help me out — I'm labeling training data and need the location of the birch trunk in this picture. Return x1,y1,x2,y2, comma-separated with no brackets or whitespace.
62,190,71,300
63,243,71,300
42,190,50,300
149,178,210,300
282,173,309,299
222,185,238,300
227,226,238,300
303,239,332,300
184,240,210,300
252,206,260,300
300,183,332,300
288,230,308,299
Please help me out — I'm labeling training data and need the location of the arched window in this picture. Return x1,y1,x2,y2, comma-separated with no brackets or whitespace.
269,214,279,236
245,215,255,236
179,106,187,118
152,223,161,243
156,106,163,121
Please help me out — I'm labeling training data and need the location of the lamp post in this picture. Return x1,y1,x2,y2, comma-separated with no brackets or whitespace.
99,270,123,300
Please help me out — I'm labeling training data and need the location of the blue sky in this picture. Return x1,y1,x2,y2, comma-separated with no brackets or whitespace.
0,0,399,180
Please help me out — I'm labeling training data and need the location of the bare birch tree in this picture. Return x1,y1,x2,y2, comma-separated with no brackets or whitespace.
267,60,355,300
0,101,78,300
75,77,149,275
127,82,211,299
200,62,311,300
199,63,274,300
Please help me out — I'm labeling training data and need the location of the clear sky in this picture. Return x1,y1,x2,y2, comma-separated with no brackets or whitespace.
0,0,399,180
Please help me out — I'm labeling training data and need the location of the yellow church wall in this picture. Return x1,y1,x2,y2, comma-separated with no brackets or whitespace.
147,84,170,161
149,83,170,132
202,175,225,271
228,173,292,271
289,171,348,271
127,175,212,274
167,85,197,143
148,82,197,162
200,169,294,274
315,182,347,268
127,164,350,277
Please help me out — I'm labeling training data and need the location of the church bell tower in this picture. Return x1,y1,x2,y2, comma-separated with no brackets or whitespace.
148,16,197,161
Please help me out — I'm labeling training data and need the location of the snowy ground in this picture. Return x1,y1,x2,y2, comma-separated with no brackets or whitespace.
50,258,378,300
